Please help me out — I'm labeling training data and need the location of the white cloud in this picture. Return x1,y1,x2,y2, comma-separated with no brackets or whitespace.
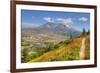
43,17,73,27
57,18,73,27
44,17,54,22
79,17,88,22
57,18,64,21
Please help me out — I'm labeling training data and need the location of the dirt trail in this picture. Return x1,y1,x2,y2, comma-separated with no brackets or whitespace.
80,38,86,60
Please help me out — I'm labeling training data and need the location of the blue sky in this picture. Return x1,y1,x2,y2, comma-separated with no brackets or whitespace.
21,9,90,31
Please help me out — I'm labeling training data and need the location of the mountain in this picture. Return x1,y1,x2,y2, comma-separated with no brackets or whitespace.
22,22,81,49
38,22,81,36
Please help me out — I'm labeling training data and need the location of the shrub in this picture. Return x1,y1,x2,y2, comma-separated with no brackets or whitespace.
54,44,60,49
21,48,30,63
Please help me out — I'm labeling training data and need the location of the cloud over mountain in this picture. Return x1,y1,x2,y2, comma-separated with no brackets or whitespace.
57,18,73,27
44,17,73,27
44,17,54,23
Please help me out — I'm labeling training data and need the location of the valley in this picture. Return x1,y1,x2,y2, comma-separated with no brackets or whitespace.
21,22,90,63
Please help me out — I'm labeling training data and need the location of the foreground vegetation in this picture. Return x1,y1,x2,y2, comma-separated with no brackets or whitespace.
21,30,90,63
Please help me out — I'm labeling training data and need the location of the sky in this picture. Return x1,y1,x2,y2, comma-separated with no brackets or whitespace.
21,9,90,31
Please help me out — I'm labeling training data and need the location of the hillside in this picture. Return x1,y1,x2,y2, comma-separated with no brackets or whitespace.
21,22,80,50
29,34,90,62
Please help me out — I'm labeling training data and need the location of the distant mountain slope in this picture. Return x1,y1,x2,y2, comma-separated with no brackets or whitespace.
22,22,81,43
22,22,82,53
39,22,81,36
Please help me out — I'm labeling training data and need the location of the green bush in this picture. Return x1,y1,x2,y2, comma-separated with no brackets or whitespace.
54,44,60,49
21,48,30,63
36,42,55,53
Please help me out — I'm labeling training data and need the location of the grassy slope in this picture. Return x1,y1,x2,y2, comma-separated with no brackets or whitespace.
29,34,90,62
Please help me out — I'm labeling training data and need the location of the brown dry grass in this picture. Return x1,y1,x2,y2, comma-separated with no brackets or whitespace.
29,34,90,62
